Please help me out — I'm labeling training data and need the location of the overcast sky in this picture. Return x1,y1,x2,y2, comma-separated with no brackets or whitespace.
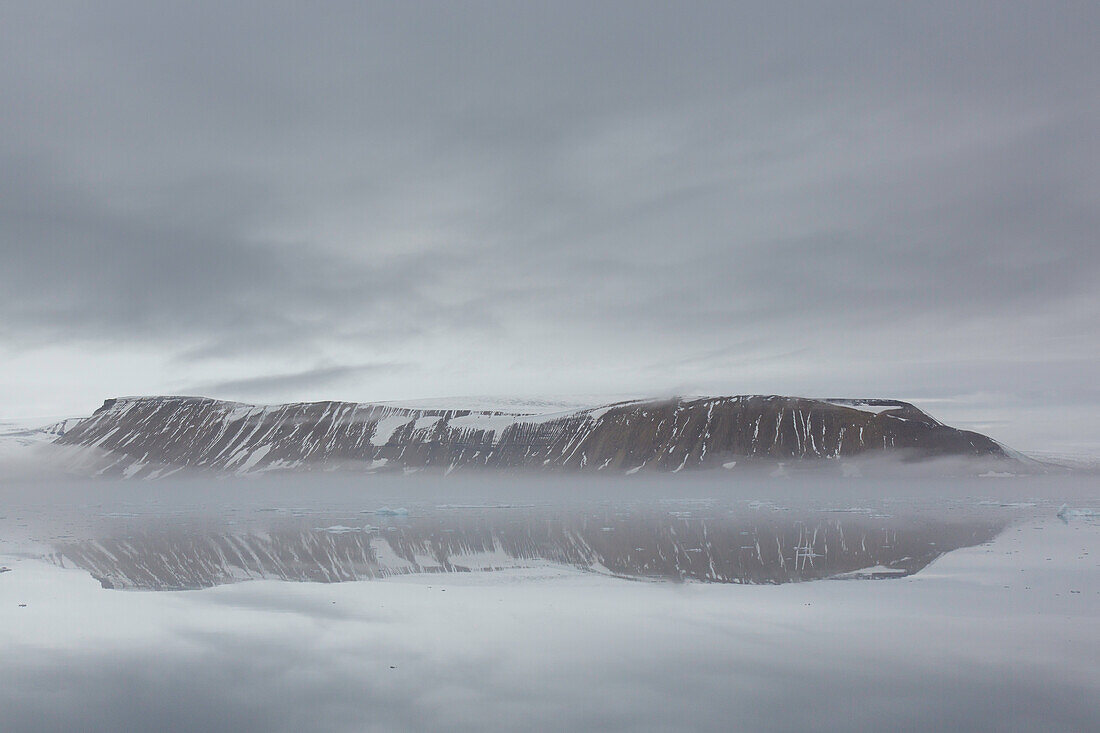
2,1,1098,454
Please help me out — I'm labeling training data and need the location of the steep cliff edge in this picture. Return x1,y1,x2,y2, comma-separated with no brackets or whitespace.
53,395,1008,477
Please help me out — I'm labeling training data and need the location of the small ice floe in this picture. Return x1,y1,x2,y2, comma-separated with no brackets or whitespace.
373,507,408,516
722,460,737,470
978,471,1016,478
434,503,534,510
0,566,11,574
314,525,364,534
1058,504,1099,523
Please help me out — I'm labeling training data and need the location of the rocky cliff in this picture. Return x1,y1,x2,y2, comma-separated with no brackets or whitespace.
54,394,1008,477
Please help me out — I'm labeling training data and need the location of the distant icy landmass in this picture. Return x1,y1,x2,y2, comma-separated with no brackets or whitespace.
0,416,84,470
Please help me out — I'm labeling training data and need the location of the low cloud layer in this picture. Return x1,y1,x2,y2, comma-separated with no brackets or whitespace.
1,2,1098,453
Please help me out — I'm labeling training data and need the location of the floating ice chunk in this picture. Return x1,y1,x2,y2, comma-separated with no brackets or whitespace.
1058,504,1099,522
374,507,408,516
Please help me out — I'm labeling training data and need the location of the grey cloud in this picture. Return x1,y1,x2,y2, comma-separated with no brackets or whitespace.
0,155,493,358
188,362,413,401
1,2,1098,450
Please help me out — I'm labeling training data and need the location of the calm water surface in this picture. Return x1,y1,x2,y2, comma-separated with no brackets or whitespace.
1,475,1097,732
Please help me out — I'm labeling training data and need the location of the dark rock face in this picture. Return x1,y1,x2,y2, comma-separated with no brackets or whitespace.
54,395,1007,477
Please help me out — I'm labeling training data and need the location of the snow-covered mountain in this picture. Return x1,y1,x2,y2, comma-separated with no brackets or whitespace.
50,394,1010,478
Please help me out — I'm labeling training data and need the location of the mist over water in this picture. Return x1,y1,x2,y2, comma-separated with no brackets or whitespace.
2,473,1098,732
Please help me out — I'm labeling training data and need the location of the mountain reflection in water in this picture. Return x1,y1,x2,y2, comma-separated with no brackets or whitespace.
51,507,1003,590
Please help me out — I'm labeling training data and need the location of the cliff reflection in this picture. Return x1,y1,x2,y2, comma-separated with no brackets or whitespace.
52,506,1003,590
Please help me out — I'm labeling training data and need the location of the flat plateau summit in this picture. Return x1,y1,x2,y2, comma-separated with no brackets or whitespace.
46,394,1011,478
